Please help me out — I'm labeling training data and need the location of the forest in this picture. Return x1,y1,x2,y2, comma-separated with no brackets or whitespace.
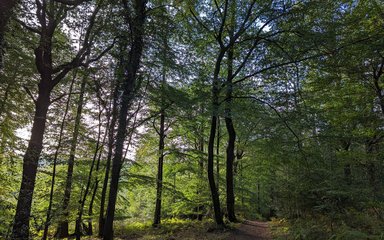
1,0,384,239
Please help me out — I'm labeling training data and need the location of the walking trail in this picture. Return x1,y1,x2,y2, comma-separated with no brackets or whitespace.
228,220,272,240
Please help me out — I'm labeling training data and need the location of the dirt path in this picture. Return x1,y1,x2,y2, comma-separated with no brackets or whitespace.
228,220,271,240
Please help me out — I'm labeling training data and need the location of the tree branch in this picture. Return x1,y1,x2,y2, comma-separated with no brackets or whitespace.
23,86,37,104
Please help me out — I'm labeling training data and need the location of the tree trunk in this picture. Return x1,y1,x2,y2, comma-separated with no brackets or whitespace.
11,83,51,239
98,84,119,237
225,34,237,222
257,183,261,213
75,108,104,239
56,76,86,238
87,182,98,235
87,96,108,236
366,138,379,199
225,91,236,222
153,109,165,226
103,1,146,239
153,35,168,226
42,74,76,240
207,49,226,227
216,117,220,190
197,132,204,221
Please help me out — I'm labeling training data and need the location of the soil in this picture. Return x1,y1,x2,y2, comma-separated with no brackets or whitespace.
228,220,271,240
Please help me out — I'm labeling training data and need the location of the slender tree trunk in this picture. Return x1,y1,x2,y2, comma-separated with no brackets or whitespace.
216,117,220,190
103,2,146,239
87,98,108,236
207,49,226,227
153,109,165,226
153,36,167,226
42,74,76,240
87,145,105,236
366,138,379,199
103,86,132,240
12,82,52,239
75,108,103,239
341,141,351,183
87,182,98,235
257,183,261,213
224,90,236,222
98,84,119,237
197,130,204,221
224,33,237,222
56,76,87,238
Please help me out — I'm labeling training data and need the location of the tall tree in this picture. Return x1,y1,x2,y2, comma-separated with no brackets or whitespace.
11,0,110,238
103,0,147,238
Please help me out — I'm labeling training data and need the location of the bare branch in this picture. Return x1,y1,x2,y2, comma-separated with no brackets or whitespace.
14,18,41,34
152,119,161,135
49,91,82,104
189,8,214,37
53,0,88,6
23,86,37,104
51,4,116,86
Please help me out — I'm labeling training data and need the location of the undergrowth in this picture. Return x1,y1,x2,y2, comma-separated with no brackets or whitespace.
82,218,232,240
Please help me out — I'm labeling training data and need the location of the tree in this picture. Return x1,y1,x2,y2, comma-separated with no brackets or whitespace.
103,0,147,238
56,74,87,238
11,0,112,238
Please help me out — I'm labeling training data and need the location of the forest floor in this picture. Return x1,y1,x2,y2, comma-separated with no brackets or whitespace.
80,219,279,240
228,220,271,240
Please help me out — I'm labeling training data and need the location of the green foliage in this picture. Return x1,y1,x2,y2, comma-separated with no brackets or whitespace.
1,0,384,239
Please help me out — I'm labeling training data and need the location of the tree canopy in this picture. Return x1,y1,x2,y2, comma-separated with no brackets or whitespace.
1,0,384,239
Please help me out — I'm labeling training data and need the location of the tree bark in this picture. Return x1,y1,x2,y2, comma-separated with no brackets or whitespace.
103,1,146,239
12,83,52,239
56,76,87,238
